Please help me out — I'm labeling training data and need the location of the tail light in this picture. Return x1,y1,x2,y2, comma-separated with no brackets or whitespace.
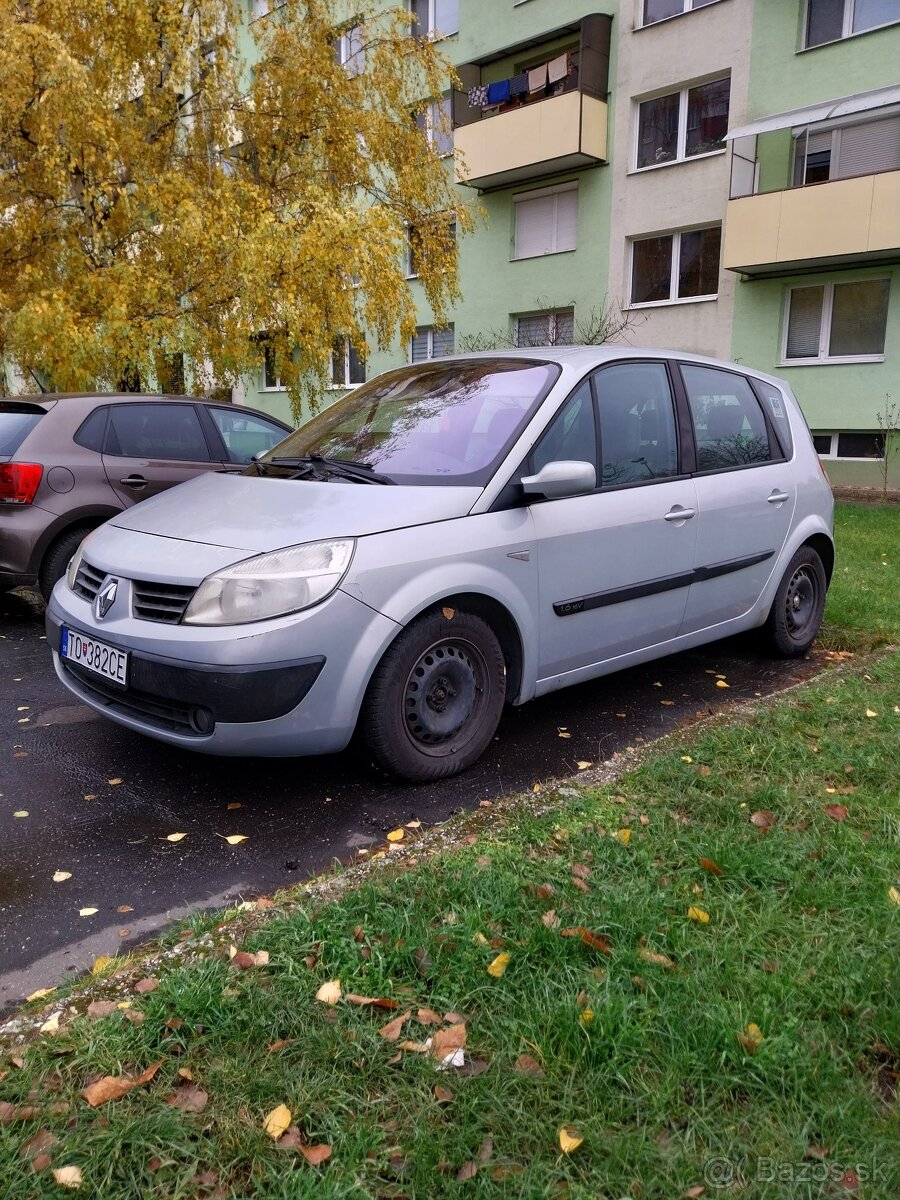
0,462,43,505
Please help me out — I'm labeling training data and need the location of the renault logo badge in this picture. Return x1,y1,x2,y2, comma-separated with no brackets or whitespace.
95,577,119,620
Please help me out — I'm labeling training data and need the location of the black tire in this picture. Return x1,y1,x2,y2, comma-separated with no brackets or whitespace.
362,607,507,782
38,528,91,602
763,546,827,657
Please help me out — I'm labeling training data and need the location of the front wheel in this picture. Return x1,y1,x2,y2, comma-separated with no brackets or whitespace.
763,546,827,657
361,607,507,782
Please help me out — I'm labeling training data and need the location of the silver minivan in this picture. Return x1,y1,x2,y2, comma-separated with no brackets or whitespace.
47,348,834,781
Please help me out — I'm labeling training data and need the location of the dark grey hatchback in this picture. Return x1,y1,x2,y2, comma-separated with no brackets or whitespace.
0,393,291,598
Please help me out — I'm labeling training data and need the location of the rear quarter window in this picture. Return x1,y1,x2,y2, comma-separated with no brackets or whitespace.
752,379,794,459
0,403,44,456
73,406,109,452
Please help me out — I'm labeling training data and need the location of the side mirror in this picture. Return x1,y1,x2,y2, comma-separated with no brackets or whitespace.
521,460,596,499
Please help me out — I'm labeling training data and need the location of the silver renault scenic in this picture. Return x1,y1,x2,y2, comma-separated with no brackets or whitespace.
47,348,834,781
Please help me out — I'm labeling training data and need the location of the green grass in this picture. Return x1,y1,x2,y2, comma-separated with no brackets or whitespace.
822,503,900,649
1,503,898,1199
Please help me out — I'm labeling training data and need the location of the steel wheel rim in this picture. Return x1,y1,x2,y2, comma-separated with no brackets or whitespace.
784,565,818,637
402,637,488,757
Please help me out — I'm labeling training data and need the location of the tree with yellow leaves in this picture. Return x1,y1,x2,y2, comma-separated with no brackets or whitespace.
0,0,470,412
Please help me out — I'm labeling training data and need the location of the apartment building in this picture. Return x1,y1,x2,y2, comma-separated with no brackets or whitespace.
211,2,900,487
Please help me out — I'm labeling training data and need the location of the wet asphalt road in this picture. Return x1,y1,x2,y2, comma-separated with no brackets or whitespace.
0,585,824,1010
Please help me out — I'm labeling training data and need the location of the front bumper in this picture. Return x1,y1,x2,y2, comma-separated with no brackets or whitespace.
47,582,401,757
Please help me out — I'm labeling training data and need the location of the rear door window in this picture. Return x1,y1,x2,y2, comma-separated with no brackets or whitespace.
680,365,773,472
0,402,45,456
105,404,212,461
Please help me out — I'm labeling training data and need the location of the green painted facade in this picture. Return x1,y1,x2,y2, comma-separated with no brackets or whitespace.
730,1,900,487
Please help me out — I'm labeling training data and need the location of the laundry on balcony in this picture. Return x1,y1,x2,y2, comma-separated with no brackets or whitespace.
548,53,568,84
467,84,489,108
527,63,548,94
509,72,528,97
486,79,511,106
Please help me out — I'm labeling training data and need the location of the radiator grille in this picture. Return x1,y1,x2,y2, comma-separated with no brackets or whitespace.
132,579,196,624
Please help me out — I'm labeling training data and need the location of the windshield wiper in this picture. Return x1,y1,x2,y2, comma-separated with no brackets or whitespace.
269,454,395,485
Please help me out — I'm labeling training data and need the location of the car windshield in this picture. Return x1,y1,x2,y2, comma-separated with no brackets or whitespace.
251,360,560,486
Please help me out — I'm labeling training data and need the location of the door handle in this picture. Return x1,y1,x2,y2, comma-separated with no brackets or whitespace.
767,490,790,505
664,506,696,523
120,474,148,489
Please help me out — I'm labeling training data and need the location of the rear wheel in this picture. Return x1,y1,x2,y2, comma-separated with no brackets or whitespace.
38,527,91,602
362,607,506,782
763,546,827,657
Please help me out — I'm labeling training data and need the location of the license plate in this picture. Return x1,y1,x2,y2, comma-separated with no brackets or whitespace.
61,627,129,687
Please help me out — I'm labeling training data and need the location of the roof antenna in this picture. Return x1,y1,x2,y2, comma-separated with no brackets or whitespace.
28,368,47,393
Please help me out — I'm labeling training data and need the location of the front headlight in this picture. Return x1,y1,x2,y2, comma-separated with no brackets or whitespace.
181,539,355,626
65,534,93,591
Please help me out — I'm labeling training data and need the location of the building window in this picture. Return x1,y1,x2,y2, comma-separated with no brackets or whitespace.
783,279,890,362
331,338,366,387
813,431,886,458
516,309,575,346
804,0,900,48
636,77,730,169
642,0,720,28
513,184,578,260
337,23,365,75
416,98,453,156
406,219,455,278
630,226,721,305
262,344,284,390
410,325,455,362
409,0,459,38
792,115,900,186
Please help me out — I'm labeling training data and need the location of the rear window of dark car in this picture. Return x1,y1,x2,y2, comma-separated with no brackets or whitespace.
0,403,45,456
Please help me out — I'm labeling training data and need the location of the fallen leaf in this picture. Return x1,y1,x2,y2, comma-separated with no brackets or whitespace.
865,709,878,718
614,828,631,845
166,1084,208,1113
26,987,56,1002
560,927,612,954
134,977,158,993
431,1023,467,1061
434,1085,454,1102
639,947,676,969
442,606,455,620
824,804,849,821
91,956,114,976
660,699,674,706
683,1188,706,1198
13,810,28,818
299,1143,332,1166
571,877,589,893
804,1145,830,1161
750,810,774,829
107,778,123,785
576,761,591,770
20,1128,59,1162
487,952,510,978
558,1126,583,1154
680,755,693,763
123,1010,144,1026
697,764,712,777
165,832,188,843
379,1012,411,1041
78,908,98,917
82,794,95,800
315,979,341,1005
52,1166,82,1189
471,931,489,946
888,886,900,906
571,863,591,880
40,1013,61,1034
86,1000,118,1020
116,905,134,913
52,871,72,883
542,909,561,929
716,680,730,689
457,1161,477,1181
737,1023,765,1055
82,1062,162,1106
397,1039,430,1052
477,1136,493,1163
417,1007,443,1025
558,730,571,739
687,907,710,924
579,1008,594,1026
699,857,724,876
220,834,248,845
386,828,404,843
263,1104,292,1140
515,1053,545,1076
227,802,242,810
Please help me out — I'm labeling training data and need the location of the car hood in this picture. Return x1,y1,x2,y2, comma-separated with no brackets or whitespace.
108,471,482,553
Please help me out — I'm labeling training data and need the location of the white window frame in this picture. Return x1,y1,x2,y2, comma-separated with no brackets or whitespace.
418,98,453,157
338,23,365,75
512,182,578,261
802,0,900,49
812,431,887,460
627,226,721,308
780,280,890,365
409,0,459,38
515,308,575,346
792,110,900,185
261,345,285,392
633,75,730,172
409,325,455,362
639,0,724,30
329,338,366,389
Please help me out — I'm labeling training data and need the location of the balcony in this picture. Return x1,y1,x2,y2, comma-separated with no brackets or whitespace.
451,12,610,192
454,91,608,191
723,171,900,277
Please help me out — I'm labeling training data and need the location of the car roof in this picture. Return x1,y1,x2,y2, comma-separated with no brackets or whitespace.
8,393,291,426
435,345,791,390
